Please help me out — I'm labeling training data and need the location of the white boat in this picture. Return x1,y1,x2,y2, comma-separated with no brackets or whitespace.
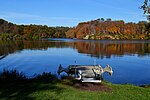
57,64,113,83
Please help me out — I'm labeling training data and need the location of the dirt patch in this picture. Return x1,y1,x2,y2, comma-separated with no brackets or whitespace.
61,76,112,92
73,82,112,92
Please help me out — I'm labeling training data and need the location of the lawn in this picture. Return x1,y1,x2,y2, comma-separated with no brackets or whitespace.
0,79,150,100
0,70,149,100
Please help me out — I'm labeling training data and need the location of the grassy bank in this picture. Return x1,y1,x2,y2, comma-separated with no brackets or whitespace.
0,79,150,100
0,70,150,100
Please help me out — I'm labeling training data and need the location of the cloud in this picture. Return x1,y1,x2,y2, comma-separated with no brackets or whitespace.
0,11,81,26
0,12,80,21
1,12,39,19
123,11,146,19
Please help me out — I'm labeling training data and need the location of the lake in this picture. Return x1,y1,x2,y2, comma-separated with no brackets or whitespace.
0,39,150,85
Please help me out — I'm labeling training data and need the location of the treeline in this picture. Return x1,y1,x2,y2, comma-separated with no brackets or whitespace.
1,18,150,40
0,19,70,40
66,18,150,39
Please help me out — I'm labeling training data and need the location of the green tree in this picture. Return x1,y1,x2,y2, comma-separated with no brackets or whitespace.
140,1,150,39
141,0,150,20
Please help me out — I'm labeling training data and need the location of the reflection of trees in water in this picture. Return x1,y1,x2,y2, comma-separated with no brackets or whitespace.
0,55,7,60
0,40,149,58
0,40,74,56
0,41,23,56
75,41,150,58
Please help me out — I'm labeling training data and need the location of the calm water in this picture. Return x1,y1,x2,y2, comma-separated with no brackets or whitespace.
0,39,150,85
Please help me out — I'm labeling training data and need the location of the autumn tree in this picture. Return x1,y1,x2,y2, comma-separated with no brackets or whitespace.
0,19,70,40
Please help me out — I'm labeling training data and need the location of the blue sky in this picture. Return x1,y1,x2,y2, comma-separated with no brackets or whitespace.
0,0,147,26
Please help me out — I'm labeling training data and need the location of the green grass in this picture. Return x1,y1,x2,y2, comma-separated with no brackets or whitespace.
0,79,150,100
0,70,149,100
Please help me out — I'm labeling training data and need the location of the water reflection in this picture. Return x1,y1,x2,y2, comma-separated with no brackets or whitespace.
75,40,150,58
0,39,150,85
0,55,7,60
0,40,150,58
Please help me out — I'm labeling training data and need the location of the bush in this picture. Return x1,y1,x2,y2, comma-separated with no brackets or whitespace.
34,72,58,82
0,69,26,80
0,69,58,83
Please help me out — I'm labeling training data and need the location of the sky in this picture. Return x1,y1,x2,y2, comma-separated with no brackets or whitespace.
0,0,147,27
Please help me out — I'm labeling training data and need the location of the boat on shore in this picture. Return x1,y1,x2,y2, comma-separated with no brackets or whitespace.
57,64,113,83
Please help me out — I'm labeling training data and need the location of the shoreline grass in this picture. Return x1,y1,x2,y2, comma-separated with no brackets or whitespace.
0,70,150,100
